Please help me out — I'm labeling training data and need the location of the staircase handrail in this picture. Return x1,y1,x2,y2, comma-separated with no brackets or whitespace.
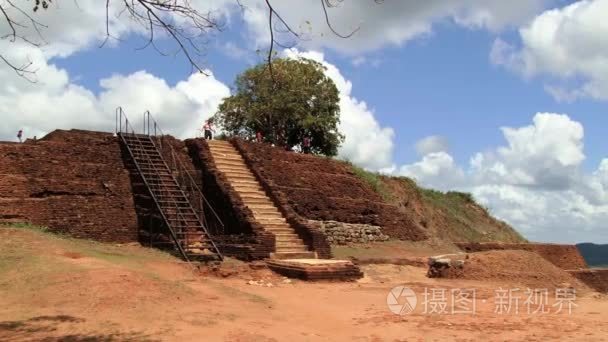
143,111,225,235
115,107,190,261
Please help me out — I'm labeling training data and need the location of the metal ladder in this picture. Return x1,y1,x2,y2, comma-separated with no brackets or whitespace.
116,107,223,261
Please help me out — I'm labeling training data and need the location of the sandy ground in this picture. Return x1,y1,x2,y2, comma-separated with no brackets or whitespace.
1,228,607,342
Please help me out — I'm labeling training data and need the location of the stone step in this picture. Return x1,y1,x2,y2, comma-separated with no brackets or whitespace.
273,232,300,239
243,200,275,208
258,218,287,225
241,196,271,202
213,157,244,164
213,156,244,163
217,165,253,176
263,222,293,229
276,238,305,245
246,203,278,210
250,207,282,215
207,140,232,146
209,149,239,156
217,166,248,173
231,180,261,187
233,185,265,193
211,149,242,157
265,229,296,235
275,247,309,254
253,213,284,221
226,178,259,185
218,171,257,181
270,251,318,260
215,161,246,168
275,241,307,248
256,217,286,224
238,188,267,195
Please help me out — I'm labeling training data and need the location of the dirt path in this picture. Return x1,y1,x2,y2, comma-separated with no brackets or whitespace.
1,228,607,341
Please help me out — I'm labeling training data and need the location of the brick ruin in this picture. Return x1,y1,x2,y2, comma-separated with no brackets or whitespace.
1,129,605,291
0,130,138,242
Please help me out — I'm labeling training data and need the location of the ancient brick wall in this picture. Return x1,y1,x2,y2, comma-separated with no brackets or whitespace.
567,269,608,293
186,138,275,260
456,242,588,270
233,139,427,242
0,129,138,242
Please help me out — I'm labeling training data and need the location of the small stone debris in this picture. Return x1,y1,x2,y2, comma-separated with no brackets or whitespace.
247,279,275,287
427,253,467,278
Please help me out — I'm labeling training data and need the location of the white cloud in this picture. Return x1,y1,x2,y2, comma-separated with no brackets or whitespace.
0,2,231,141
397,112,608,243
235,0,548,55
471,113,584,190
1,67,230,141
399,151,465,190
415,135,449,156
284,49,395,170
492,0,608,101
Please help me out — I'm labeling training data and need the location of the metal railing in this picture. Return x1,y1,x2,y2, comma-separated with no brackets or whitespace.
115,107,189,260
143,111,225,236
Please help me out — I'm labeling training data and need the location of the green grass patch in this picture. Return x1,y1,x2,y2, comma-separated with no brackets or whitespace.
347,163,393,201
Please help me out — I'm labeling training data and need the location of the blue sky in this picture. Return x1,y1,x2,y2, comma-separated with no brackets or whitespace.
52,8,607,172
2,0,608,243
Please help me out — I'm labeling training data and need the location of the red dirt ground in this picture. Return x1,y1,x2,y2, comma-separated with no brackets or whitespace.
2,228,607,341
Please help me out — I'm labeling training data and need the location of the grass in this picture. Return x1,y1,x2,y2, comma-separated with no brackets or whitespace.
348,163,393,201
0,223,183,292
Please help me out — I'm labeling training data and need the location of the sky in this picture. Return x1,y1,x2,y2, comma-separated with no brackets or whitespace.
1,0,607,244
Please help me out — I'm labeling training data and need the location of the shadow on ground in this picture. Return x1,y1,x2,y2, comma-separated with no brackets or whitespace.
0,315,157,342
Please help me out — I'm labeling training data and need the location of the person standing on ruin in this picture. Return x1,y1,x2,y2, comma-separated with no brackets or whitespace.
203,119,215,140
17,129,23,143
303,136,311,154
256,131,263,143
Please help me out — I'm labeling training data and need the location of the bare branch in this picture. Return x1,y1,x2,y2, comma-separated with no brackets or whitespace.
0,0,367,80
0,54,37,82
320,0,359,38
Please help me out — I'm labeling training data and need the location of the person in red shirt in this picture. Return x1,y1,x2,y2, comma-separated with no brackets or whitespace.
17,129,23,143
256,131,263,143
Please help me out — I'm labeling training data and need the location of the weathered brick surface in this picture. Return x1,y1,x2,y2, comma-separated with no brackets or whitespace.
567,269,608,293
186,138,275,260
456,242,588,270
0,129,138,242
233,139,427,241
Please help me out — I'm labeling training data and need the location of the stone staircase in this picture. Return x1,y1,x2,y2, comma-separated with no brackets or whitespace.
207,140,316,259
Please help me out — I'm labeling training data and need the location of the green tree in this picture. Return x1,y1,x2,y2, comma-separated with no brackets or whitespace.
214,57,344,156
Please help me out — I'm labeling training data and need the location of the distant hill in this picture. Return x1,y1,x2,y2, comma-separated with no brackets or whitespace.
577,243,608,267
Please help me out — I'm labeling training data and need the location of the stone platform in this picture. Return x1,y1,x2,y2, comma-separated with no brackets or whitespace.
266,259,363,281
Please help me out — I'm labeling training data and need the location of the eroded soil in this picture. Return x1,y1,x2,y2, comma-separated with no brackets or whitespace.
1,228,607,342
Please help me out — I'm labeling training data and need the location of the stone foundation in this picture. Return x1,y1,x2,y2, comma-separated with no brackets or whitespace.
309,220,390,245
266,259,363,281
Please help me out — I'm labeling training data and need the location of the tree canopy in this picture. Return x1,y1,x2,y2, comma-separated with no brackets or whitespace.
213,57,344,156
